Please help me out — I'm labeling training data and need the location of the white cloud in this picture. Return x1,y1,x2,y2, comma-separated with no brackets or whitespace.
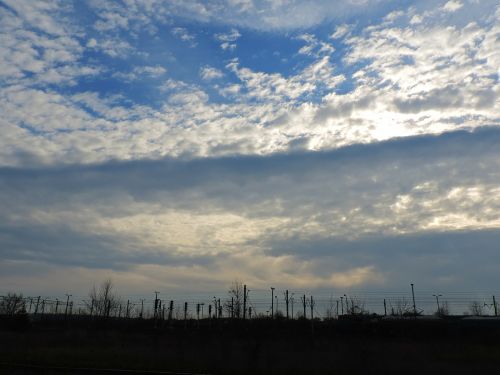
297,33,335,57
0,1,498,171
215,28,241,50
93,38,135,58
214,28,241,42
443,0,463,12
113,65,167,81
171,27,197,47
200,66,224,81
0,3,95,86
330,24,352,39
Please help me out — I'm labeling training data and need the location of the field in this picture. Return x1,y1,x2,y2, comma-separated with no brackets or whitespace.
2,315,500,374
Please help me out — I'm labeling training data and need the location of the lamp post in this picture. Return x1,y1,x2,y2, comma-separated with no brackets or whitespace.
411,283,417,317
270,287,275,318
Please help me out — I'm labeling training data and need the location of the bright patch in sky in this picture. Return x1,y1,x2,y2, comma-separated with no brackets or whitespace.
0,0,499,297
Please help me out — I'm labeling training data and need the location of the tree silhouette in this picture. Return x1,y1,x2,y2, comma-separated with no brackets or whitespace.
224,280,244,318
0,292,26,315
85,279,121,317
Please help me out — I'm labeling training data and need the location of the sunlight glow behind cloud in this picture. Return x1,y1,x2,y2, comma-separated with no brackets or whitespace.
0,0,499,294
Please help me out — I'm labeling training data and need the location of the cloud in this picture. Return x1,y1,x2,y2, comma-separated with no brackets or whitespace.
330,24,353,39
297,34,335,57
171,27,197,47
113,65,167,81
214,28,241,50
0,128,499,291
200,66,224,81
0,1,97,86
1,1,497,168
443,0,463,12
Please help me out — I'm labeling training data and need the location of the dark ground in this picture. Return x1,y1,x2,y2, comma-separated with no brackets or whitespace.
2,315,500,374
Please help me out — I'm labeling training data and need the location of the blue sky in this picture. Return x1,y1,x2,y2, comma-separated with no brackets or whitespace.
0,0,499,299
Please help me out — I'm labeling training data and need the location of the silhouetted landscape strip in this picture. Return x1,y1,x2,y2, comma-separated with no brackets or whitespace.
0,362,210,375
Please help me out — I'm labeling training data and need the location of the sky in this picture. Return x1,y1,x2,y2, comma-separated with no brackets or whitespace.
0,0,499,299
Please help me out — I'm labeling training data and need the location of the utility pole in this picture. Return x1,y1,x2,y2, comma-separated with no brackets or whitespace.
340,296,344,315
34,296,40,315
168,300,173,321
55,299,59,314
336,300,339,318
285,290,289,319
411,283,417,317
213,297,219,318
154,291,160,319
344,294,348,314
494,296,498,317
383,299,387,316
140,299,145,318
243,284,247,319
64,294,72,316
432,294,442,314
310,296,314,320
270,287,275,318
302,294,306,319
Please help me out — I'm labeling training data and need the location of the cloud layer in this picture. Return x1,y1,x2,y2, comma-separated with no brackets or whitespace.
1,129,499,292
0,0,499,295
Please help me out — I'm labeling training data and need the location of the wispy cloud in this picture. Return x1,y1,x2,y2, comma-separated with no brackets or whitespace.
171,27,197,47
215,28,241,50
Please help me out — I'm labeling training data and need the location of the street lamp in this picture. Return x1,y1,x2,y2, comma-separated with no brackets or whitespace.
270,287,275,318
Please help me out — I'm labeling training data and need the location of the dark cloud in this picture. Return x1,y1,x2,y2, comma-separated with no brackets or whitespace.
0,127,499,288
261,228,500,289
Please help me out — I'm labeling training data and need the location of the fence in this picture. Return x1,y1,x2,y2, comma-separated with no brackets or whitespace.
2,287,500,320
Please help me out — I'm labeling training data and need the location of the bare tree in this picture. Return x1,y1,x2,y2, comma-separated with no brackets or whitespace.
224,280,244,318
347,297,368,315
390,298,413,316
436,301,450,317
0,293,26,315
469,301,483,316
86,279,121,317
325,296,337,319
